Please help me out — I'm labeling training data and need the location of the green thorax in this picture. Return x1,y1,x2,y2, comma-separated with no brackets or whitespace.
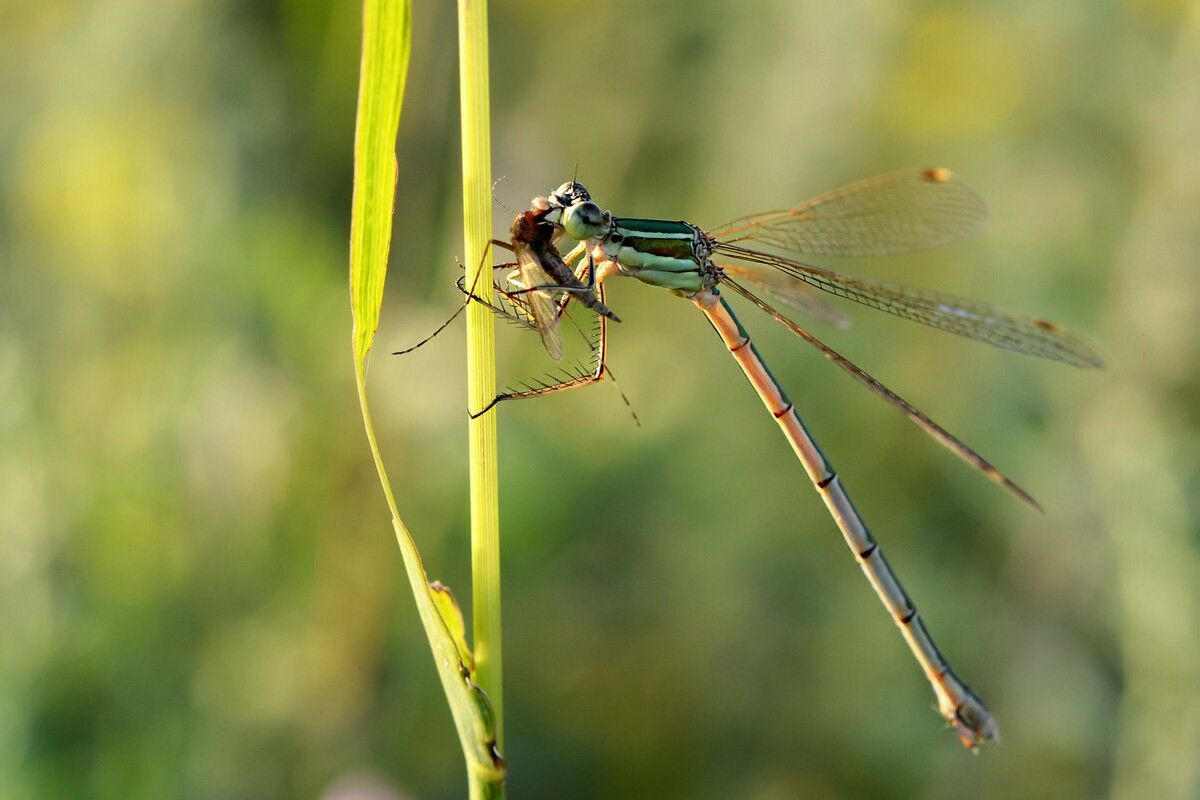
604,217,712,293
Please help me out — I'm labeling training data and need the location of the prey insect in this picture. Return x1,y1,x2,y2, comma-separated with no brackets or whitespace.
491,193,619,361
395,194,628,415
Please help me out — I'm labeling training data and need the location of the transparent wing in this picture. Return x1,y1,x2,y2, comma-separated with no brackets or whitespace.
710,167,988,257
715,245,1104,368
512,244,565,361
721,277,1041,509
721,263,852,329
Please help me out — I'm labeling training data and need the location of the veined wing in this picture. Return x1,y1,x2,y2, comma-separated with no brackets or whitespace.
721,277,1041,509
721,263,852,329
512,243,565,361
456,273,539,330
710,168,987,257
715,245,1104,368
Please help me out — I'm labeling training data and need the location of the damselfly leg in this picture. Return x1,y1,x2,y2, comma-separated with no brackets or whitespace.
468,251,614,418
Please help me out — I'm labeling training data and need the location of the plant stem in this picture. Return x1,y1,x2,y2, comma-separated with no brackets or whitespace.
458,0,503,771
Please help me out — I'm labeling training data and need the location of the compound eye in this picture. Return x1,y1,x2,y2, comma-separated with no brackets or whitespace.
562,200,605,240
551,181,591,207
551,182,575,204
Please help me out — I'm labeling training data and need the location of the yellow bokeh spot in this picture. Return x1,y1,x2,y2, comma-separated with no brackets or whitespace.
11,104,195,298
885,11,1025,139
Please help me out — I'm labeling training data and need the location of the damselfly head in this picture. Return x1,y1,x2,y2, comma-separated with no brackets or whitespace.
561,200,606,241
548,181,592,208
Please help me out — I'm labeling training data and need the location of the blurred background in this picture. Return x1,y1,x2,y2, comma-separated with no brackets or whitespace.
2,0,1197,798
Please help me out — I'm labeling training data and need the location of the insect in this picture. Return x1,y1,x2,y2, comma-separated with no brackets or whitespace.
473,168,1102,748
500,192,619,360
395,185,614,356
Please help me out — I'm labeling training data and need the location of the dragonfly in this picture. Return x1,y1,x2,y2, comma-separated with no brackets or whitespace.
471,167,1103,748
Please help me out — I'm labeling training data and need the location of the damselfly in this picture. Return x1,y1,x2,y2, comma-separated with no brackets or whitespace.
476,168,1102,748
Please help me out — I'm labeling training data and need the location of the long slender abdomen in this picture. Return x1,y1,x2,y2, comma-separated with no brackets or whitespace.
692,288,998,749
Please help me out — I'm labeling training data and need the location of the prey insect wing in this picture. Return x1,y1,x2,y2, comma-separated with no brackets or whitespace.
512,242,567,360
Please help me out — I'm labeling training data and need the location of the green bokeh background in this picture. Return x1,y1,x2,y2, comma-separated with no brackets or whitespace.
2,1,1198,798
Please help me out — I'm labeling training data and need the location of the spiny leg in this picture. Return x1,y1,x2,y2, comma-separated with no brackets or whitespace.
456,271,540,330
553,248,639,425
469,281,613,418
392,242,618,414
394,257,547,357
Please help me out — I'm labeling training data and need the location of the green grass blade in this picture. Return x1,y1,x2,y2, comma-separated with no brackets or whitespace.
349,0,405,362
348,0,504,793
457,0,504,766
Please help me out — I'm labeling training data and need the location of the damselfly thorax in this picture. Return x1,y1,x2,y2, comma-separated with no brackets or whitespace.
588,217,720,294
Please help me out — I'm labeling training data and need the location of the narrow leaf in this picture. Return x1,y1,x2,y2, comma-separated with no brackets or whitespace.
348,0,504,788
349,0,408,361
